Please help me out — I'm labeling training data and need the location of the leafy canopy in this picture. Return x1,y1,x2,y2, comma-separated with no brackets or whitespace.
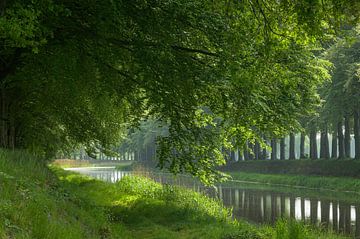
1,0,360,183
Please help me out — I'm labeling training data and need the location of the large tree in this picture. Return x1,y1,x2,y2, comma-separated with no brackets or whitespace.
1,0,360,183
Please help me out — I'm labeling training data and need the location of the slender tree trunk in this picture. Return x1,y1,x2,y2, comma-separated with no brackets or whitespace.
320,129,325,159
338,120,345,159
271,138,277,160
254,141,260,160
230,150,235,162
289,133,296,160
300,133,306,159
354,111,360,160
1,89,8,148
324,125,330,159
238,149,243,161
248,142,254,160
331,130,338,158
344,115,351,158
354,110,360,159
243,142,249,161
320,124,330,159
310,128,318,160
262,136,268,160
280,138,285,160
262,147,267,160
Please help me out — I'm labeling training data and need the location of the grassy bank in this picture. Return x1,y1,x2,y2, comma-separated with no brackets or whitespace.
0,151,347,239
228,172,360,194
221,160,360,178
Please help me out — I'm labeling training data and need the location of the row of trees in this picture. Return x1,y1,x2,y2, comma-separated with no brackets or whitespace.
226,27,360,162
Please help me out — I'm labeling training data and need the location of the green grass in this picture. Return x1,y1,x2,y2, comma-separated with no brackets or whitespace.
228,171,360,193
221,159,360,178
0,150,349,239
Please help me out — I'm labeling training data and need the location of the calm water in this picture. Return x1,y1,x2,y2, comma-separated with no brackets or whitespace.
67,167,360,238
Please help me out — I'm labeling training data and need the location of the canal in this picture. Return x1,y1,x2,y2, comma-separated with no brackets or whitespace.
66,167,360,238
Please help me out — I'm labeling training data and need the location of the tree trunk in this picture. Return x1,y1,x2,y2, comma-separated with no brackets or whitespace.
324,125,330,159
320,125,330,159
230,150,235,162
0,89,8,148
262,136,268,160
289,133,296,160
271,138,277,160
238,149,243,161
309,128,318,160
300,133,306,159
280,138,285,160
254,141,260,160
344,115,351,158
243,142,249,161
248,142,254,160
331,130,338,158
354,111,360,160
338,120,345,159
320,130,325,159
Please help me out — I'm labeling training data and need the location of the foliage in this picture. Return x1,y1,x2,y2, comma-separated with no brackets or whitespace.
1,1,360,182
321,27,360,124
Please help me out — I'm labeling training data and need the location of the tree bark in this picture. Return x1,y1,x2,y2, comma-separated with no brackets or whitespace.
248,142,254,160
280,138,285,160
289,133,296,160
238,149,243,161
320,124,330,159
331,130,338,158
344,115,351,158
262,136,268,160
309,128,318,160
0,89,8,148
354,111,360,160
254,141,260,160
300,133,306,159
271,138,277,160
243,142,249,161
338,120,345,159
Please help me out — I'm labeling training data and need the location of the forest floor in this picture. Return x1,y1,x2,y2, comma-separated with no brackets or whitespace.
0,151,349,239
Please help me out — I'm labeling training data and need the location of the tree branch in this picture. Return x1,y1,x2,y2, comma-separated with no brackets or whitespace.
107,38,218,57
